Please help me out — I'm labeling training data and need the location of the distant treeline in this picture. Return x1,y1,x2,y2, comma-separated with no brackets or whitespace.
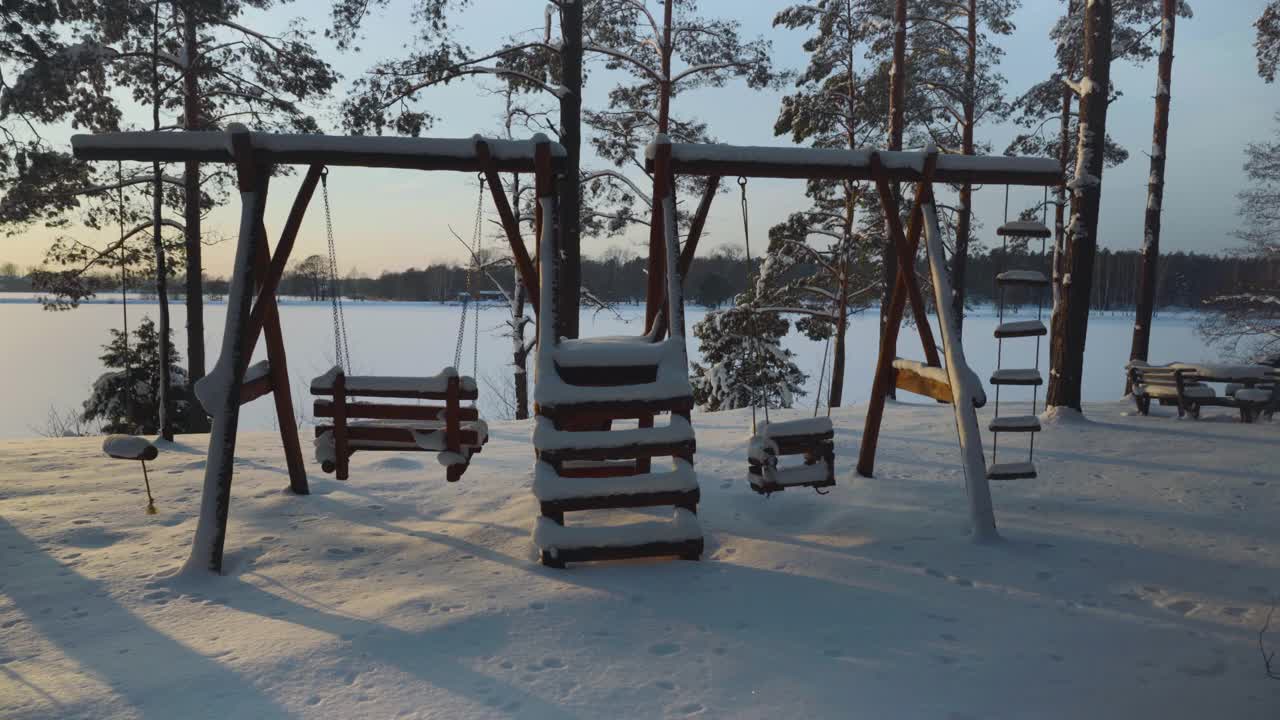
9,248,1276,311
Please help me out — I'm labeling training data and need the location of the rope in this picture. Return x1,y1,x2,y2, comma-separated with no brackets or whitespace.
738,177,769,429
814,332,831,417
454,173,485,382
321,169,352,371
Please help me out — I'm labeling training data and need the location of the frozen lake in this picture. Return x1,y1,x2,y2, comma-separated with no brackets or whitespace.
0,293,1219,438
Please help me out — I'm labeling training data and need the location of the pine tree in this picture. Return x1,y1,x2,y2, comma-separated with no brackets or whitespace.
1256,1,1280,83
1127,0,1180,381
2,0,336,403
1046,0,1113,412
770,0,893,408
83,317,196,435
332,0,777,335
690,289,807,412
910,0,1018,332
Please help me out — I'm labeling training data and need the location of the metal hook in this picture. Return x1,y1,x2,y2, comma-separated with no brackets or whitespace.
737,176,748,188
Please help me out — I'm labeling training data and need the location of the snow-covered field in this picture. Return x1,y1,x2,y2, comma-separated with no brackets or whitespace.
0,294,1219,438
2,399,1278,719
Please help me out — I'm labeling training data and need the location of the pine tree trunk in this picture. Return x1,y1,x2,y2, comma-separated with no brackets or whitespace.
1052,1,1078,314
151,0,173,440
645,0,675,332
182,5,209,432
829,267,849,408
1047,0,1113,412
951,0,978,334
884,0,907,397
557,0,582,340
880,0,911,345
1128,0,1176,388
510,171,530,420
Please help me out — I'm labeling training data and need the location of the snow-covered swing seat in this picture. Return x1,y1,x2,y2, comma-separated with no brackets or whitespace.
308,165,491,482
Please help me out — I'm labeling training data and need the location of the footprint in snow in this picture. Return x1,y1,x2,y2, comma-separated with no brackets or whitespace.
649,642,681,656
1165,600,1199,615
677,703,705,716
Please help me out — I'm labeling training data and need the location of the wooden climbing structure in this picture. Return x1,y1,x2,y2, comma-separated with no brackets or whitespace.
532,138,702,567
653,140,1061,540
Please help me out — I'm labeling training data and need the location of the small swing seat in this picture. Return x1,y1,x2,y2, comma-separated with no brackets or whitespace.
747,417,836,495
310,366,487,482
102,435,159,462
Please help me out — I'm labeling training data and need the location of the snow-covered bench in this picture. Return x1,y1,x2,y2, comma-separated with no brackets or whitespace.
1127,362,1277,422
310,366,487,481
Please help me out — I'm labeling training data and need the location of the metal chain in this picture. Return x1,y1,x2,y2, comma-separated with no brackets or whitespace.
454,174,485,373
321,169,351,371
738,177,769,427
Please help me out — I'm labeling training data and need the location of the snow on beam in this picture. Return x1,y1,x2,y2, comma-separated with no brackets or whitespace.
646,141,1062,186
72,130,568,173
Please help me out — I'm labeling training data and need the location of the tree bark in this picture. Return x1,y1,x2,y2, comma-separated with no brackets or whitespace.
951,0,977,334
510,169,530,420
557,0,582,340
829,263,849,408
151,0,173,440
645,0,675,333
1128,0,1176,386
1047,0,1113,412
182,3,209,432
883,0,907,352
1052,0,1078,313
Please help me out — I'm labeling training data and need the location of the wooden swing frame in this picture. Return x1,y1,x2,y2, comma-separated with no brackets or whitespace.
646,141,1061,495
73,125,565,573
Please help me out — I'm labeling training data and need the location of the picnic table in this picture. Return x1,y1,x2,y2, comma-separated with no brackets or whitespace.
1126,361,1279,423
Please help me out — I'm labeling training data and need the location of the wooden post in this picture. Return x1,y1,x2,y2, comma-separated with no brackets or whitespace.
477,141,540,314
646,140,673,334
858,152,939,478
184,125,268,574
250,234,308,495
334,371,349,480
445,374,461,459
677,176,721,278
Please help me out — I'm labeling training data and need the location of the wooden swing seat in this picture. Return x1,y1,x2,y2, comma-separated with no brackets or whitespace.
747,417,837,495
310,366,487,482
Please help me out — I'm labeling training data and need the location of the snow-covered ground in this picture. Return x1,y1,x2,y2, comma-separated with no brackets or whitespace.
0,295,1220,438
2,399,1278,719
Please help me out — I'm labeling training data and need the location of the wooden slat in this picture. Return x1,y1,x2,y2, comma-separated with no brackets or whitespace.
538,440,695,464
540,538,703,568
893,365,954,403
535,396,694,419
313,400,479,422
541,488,700,515
317,424,486,448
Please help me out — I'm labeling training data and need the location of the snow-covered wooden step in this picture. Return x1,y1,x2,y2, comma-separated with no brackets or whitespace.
997,220,1052,238
990,368,1043,386
535,508,703,568
988,415,1041,433
534,459,699,512
534,415,695,462
994,320,1047,339
996,270,1050,287
987,461,1037,480
554,335,671,368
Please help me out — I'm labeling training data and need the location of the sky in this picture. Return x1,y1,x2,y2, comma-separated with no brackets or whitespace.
7,0,1279,278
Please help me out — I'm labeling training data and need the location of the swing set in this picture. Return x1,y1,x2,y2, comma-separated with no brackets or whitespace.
73,125,563,572
74,122,1061,570
648,138,1061,541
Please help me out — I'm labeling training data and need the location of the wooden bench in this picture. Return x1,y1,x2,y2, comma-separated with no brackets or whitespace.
310,366,487,481
1127,362,1277,422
